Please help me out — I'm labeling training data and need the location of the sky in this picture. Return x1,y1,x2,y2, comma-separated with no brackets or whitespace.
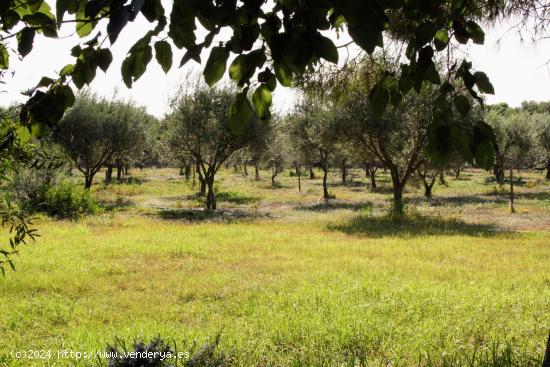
2,6,550,118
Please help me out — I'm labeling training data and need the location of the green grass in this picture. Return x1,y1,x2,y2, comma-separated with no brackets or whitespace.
1,168,549,366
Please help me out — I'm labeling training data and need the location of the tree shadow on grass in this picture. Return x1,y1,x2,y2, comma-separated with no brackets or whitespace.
109,176,146,185
259,181,293,189
405,195,508,207
154,208,262,222
216,191,261,204
328,213,507,238
332,180,368,188
295,200,374,212
98,197,134,211
483,176,528,186
515,191,550,201
173,191,261,204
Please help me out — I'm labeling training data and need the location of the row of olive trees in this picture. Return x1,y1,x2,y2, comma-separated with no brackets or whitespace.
45,71,549,216
231,56,549,215
163,81,267,210
267,56,474,215
485,103,550,212
53,91,157,189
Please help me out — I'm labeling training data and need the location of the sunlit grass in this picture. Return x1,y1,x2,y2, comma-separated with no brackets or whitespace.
0,167,549,366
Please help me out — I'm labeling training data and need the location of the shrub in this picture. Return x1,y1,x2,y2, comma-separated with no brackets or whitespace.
43,181,99,219
103,335,228,367
106,337,174,367
10,167,59,213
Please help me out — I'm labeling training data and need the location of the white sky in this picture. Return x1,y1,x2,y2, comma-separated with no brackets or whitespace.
2,6,550,118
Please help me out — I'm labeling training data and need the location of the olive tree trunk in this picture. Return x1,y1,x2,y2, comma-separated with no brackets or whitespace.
341,158,347,184
423,178,436,198
271,169,278,187
509,167,515,213
494,155,505,183
296,164,301,192
205,175,216,210
84,174,94,190
105,163,113,184
389,167,405,216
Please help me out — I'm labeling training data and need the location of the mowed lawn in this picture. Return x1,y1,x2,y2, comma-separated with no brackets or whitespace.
0,168,549,366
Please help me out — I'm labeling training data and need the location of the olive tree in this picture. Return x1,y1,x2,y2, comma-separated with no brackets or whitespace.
288,94,339,200
55,92,148,189
105,100,151,183
263,120,287,188
486,109,536,212
415,160,439,198
166,83,263,210
3,0,497,163
531,112,550,180
54,93,113,189
343,91,434,213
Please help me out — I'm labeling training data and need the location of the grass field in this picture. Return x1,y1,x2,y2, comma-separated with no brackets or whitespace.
1,167,549,366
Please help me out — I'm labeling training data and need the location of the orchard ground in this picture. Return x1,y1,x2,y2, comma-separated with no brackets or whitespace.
1,167,549,366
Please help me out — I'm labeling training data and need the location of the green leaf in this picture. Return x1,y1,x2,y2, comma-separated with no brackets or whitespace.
252,84,272,120
425,122,453,166
415,21,436,46
227,50,266,87
369,81,390,117
107,7,130,44
228,55,248,84
0,44,9,69
465,21,485,44
475,120,497,145
54,84,76,108
423,62,440,85
179,43,202,67
259,69,277,91
56,0,71,25
473,71,494,94
17,27,35,57
229,90,254,135
434,29,449,51
274,62,292,87
454,95,471,116
452,21,469,44
2,10,20,31
95,48,113,72
203,46,229,87
450,125,474,162
85,0,108,19
121,37,153,88
154,40,172,73
474,141,494,170
316,35,338,63
141,0,165,22
168,0,196,49
349,26,382,54
37,77,54,88
23,11,56,31
59,64,74,77
76,5,94,37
